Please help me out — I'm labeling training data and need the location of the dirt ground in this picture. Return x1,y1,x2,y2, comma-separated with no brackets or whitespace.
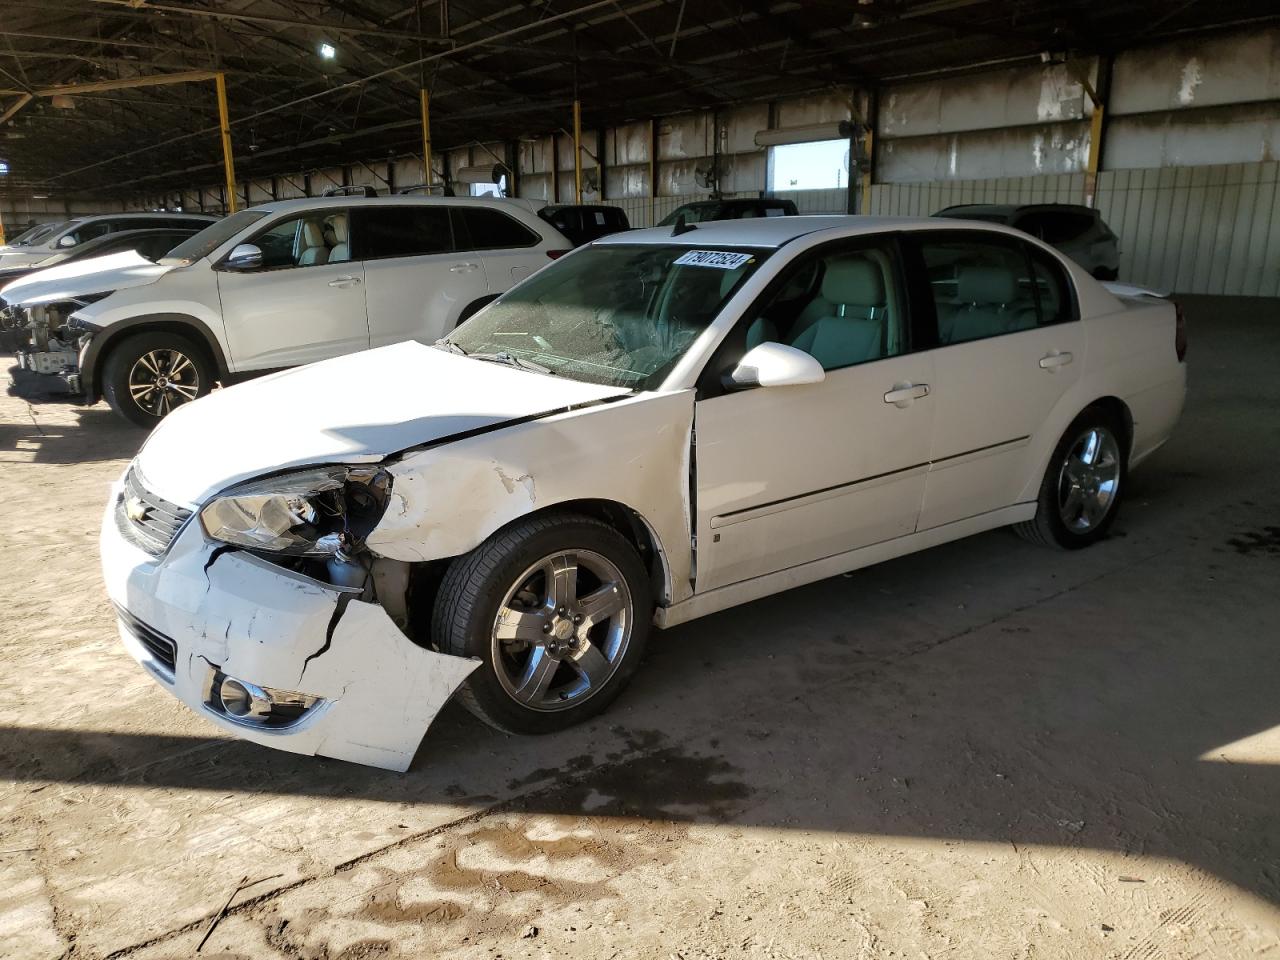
2,295,1279,960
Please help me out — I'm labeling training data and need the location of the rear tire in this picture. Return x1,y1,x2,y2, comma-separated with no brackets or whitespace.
1015,405,1127,549
432,513,652,734
102,331,213,428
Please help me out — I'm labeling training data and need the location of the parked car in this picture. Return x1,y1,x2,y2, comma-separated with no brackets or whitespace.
0,228,201,359
934,203,1120,280
0,212,216,269
0,220,60,249
101,215,1186,770
0,227,198,286
17,196,571,425
658,197,798,226
537,203,630,246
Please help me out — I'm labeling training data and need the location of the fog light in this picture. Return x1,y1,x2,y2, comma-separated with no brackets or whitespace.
214,673,322,727
219,676,272,719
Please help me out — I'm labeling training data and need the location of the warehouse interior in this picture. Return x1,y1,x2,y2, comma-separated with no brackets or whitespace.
2,2,1280,959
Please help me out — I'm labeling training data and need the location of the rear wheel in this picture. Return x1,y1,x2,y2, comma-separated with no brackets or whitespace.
1016,406,1127,549
102,331,213,428
432,513,652,734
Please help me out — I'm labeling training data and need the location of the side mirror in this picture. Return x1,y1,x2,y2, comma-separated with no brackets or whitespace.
223,243,263,271
726,341,825,390
57,235,78,248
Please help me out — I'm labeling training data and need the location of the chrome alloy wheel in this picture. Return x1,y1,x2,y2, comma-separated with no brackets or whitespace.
491,549,633,712
1057,426,1121,533
128,349,200,417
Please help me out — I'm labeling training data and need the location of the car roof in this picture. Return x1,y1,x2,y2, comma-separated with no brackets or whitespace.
600,214,1044,249
938,203,1093,215
246,195,545,216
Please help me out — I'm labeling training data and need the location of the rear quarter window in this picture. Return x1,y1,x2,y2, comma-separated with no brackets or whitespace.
454,207,541,250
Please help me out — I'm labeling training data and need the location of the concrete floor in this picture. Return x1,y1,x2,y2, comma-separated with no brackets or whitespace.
2,295,1278,960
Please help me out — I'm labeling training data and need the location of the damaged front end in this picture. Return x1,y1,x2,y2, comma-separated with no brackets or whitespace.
1,296,104,393
103,463,479,771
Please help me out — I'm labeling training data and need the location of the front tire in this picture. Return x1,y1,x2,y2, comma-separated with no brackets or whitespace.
101,331,213,428
432,513,652,734
1015,406,1127,549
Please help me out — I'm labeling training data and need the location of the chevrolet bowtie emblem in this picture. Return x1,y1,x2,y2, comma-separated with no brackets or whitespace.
124,496,149,524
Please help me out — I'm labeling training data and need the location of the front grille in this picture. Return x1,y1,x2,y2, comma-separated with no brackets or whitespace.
114,604,177,675
115,466,192,555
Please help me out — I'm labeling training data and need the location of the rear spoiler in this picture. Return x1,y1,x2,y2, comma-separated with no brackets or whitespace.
1102,281,1169,299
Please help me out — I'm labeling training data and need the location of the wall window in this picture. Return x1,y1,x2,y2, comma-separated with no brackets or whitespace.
768,139,849,192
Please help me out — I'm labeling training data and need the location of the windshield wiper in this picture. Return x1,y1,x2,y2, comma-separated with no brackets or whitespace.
470,351,554,375
432,339,468,356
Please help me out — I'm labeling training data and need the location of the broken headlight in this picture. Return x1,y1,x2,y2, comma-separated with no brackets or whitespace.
199,465,390,555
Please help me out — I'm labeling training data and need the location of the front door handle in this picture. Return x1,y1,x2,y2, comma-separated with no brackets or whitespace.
449,262,480,273
1039,351,1074,370
328,276,362,288
884,383,930,407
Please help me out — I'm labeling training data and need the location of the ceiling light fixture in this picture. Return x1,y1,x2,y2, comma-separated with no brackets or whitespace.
319,42,337,60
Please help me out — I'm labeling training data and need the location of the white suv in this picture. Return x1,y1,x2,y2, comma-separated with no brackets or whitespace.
57,197,570,425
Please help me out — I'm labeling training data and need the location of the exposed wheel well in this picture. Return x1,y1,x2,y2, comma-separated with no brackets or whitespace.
1086,396,1134,458
405,498,673,647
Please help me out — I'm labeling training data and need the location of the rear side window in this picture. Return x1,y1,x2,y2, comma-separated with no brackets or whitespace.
453,207,540,250
917,234,1039,345
354,207,453,259
1027,246,1074,325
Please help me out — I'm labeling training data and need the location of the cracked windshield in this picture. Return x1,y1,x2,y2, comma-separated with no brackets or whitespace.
446,244,769,389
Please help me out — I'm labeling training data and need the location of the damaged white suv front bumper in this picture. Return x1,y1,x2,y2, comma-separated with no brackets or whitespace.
100,470,478,772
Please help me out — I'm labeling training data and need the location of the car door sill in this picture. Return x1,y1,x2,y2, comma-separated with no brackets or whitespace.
656,502,1036,629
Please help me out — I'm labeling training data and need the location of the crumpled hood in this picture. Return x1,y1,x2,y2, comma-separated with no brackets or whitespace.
0,251,175,306
135,341,630,506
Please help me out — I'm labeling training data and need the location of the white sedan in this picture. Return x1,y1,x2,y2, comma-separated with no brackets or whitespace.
101,216,1187,770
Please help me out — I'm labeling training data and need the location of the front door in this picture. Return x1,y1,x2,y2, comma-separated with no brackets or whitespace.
694,238,936,593
216,210,369,371
908,231,1085,529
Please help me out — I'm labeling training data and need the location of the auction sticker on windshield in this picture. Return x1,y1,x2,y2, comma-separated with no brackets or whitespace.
673,250,754,270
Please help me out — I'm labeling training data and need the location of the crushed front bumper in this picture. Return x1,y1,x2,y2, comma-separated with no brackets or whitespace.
100,477,478,772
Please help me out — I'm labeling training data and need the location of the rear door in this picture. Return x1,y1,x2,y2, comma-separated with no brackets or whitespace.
452,206,550,291
215,209,369,370
353,205,488,347
907,230,1084,529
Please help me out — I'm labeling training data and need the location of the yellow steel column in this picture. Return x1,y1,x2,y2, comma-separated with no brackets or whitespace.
214,72,237,213
861,127,874,214
573,98,583,203
1085,103,1104,208
648,117,657,226
420,88,433,185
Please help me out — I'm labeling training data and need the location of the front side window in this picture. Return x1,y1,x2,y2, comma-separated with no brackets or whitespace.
354,206,452,259
918,234,1046,345
162,209,267,264
448,244,770,390
247,212,348,269
454,207,539,250
65,221,111,245
746,242,904,371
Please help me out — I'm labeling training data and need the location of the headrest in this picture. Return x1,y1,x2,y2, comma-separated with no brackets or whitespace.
957,265,1017,304
821,257,885,306
301,221,327,247
327,214,348,243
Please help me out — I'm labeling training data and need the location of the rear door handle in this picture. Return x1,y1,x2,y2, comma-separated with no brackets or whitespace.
328,276,361,288
884,383,930,407
450,262,480,273
1039,351,1074,370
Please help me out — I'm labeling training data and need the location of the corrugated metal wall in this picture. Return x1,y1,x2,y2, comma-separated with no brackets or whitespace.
109,25,1276,297
867,162,1280,296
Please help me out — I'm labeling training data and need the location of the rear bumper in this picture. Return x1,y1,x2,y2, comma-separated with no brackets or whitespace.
100,475,478,771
